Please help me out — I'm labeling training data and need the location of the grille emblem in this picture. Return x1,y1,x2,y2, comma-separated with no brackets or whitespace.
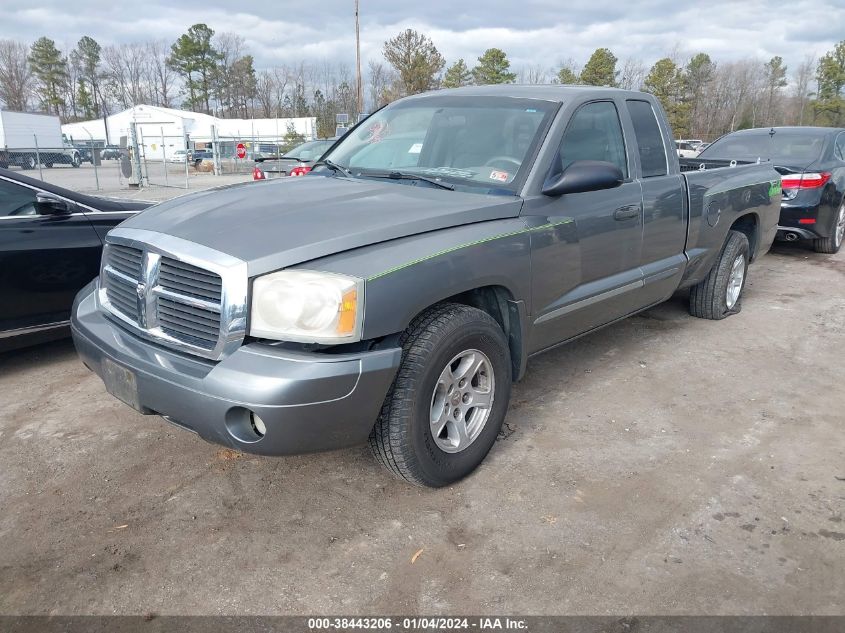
136,280,148,328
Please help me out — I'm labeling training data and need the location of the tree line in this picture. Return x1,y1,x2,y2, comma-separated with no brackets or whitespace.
0,24,843,140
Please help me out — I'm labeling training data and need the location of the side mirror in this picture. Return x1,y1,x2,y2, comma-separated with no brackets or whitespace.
542,160,624,196
35,192,72,215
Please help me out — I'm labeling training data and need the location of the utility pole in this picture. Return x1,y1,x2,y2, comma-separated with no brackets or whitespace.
355,0,363,115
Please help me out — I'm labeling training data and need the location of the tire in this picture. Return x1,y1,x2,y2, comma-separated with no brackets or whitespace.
813,200,845,254
71,154,81,168
23,155,36,170
689,230,750,320
369,303,512,487
45,162,53,168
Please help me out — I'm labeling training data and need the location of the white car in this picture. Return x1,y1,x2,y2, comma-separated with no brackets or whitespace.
169,150,188,163
676,141,699,158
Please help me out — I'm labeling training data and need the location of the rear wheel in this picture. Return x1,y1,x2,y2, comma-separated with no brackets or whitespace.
369,303,512,487
23,155,36,170
813,200,845,254
689,230,750,320
71,154,81,168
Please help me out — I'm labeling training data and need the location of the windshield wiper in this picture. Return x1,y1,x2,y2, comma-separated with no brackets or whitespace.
362,171,455,191
319,158,353,178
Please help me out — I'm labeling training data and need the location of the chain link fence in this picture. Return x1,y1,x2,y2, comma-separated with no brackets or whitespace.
2,116,325,196
1,135,131,193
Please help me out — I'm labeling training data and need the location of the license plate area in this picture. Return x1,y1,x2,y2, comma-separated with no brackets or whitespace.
101,357,141,412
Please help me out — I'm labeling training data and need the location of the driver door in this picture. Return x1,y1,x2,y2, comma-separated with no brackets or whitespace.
526,100,645,352
0,177,103,334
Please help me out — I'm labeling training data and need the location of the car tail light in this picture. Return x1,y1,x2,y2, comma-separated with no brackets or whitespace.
290,166,311,177
253,166,266,180
780,172,832,189
798,218,816,224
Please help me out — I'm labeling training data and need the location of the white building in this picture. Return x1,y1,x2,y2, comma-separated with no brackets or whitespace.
61,105,317,160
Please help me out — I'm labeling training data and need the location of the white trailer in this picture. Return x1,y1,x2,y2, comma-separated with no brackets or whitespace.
0,111,80,170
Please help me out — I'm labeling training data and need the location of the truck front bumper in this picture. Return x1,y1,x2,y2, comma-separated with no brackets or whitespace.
71,283,402,455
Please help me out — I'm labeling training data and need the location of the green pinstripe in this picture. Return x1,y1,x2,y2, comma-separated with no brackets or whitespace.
367,218,573,281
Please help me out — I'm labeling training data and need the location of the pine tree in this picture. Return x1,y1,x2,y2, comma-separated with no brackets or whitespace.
556,66,579,84
443,59,473,88
71,36,101,118
28,37,68,116
168,24,221,112
383,29,445,95
472,48,516,85
814,40,845,126
644,58,690,136
580,48,618,87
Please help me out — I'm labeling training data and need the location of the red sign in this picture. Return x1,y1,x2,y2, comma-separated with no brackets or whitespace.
236,143,246,159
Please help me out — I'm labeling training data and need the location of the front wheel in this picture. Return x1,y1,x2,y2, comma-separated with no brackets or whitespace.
689,230,750,320
71,154,81,168
369,303,512,487
813,200,845,254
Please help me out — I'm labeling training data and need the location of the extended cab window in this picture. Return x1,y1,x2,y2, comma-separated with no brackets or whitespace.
552,101,628,179
0,179,37,217
626,100,668,178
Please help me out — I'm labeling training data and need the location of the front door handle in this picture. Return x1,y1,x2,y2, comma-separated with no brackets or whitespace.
613,205,641,221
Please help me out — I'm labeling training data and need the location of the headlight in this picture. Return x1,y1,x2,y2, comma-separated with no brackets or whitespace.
249,270,364,343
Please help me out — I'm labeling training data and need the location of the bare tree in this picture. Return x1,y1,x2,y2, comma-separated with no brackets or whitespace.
792,55,815,125
519,64,549,84
146,40,176,108
0,39,34,111
102,43,149,109
619,57,646,90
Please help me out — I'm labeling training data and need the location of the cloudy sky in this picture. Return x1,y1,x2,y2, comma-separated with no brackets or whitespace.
2,0,843,78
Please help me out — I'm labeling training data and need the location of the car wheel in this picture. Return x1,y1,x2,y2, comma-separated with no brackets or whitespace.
23,155,36,170
369,303,512,487
813,200,845,254
45,162,53,168
71,154,81,168
689,229,750,320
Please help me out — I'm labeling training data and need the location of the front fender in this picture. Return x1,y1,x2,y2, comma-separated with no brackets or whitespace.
296,219,533,340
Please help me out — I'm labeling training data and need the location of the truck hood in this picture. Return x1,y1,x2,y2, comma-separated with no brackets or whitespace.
121,175,523,276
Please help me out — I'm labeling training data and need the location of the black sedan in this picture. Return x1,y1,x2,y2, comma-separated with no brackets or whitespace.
698,126,845,253
0,168,152,351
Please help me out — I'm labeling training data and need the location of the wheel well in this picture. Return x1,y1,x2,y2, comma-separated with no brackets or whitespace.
437,285,523,381
730,214,759,260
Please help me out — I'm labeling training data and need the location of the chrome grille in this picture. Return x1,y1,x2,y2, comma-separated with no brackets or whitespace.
159,258,222,302
158,296,221,349
97,232,248,361
107,244,143,278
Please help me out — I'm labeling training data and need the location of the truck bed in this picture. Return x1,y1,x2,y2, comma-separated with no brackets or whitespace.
680,162,781,286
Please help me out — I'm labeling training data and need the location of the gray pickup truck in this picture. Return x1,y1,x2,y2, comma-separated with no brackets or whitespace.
71,86,781,487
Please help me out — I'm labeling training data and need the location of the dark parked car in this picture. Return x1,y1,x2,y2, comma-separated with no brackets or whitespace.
253,139,335,179
73,145,95,164
0,168,151,351
189,149,214,167
101,145,122,160
698,126,845,253
72,86,780,486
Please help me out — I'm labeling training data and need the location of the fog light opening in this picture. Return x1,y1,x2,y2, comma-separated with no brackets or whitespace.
250,412,266,438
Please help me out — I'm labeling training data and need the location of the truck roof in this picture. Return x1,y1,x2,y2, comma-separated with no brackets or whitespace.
405,84,654,104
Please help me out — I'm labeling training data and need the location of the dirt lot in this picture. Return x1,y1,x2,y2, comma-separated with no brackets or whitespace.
0,242,843,615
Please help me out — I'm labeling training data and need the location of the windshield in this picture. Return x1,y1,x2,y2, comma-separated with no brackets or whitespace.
699,130,826,163
286,140,332,160
320,95,556,192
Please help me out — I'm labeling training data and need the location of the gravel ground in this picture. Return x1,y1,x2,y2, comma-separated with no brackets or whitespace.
0,242,842,615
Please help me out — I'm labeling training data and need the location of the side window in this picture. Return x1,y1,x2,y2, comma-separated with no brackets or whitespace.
0,179,38,217
553,101,628,179
626,100,668,178
835,133,845,161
